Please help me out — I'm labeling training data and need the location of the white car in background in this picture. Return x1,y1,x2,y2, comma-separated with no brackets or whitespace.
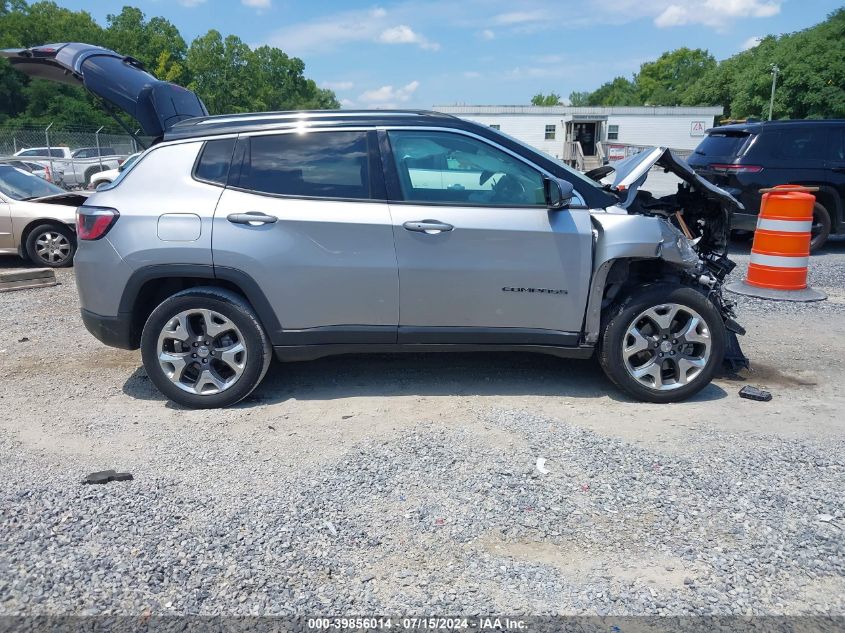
89,152,142,188
13,145,124,187
0,159,54,181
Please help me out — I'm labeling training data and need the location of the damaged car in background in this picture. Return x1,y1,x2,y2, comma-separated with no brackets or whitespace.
0,163,87,267
2,42,747,407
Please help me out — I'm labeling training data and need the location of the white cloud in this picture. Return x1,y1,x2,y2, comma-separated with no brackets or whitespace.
655,0,781,29
378,25,440,50
320,80,354,91
741,35,763,50
463,71,481,79
358,80,420,107
177,0,206,6
492,10,548,25
266,7,439,54
242,0,271,8
340,98,357,108
480,29,496,40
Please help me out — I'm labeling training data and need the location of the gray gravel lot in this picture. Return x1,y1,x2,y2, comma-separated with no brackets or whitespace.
1,237,844,616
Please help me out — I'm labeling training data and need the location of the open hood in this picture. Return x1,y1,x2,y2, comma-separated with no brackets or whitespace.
1,43,208,139
30,191,90,204
610,146,743,211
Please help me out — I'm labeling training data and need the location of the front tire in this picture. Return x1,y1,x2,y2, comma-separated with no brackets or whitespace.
599,284,726,403
25,223,76,267
141,288,272,409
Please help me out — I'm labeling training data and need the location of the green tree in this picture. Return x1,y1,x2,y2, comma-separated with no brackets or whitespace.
636,47,716,106
186,31,256,114
0,1,108,127
530,92,561,106
586,76,639,106
682,8,845,119
0,3,338,128
186,30,338,114
104,7,187,84
568,91,590,106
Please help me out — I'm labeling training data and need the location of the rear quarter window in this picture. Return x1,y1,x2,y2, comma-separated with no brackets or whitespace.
193,138,236,186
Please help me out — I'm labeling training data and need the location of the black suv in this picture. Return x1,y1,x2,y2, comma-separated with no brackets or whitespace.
687,119,845,250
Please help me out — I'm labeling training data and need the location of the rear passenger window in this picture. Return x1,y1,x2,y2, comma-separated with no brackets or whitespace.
242,132,370,200
827,127,845,162
195,138,236,186
773,127,827,161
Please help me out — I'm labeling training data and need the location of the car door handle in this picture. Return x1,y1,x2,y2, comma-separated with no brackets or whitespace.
832,166,845,173
403,220,454,233
227,212,278,225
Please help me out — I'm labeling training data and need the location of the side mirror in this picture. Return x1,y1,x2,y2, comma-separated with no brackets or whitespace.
543,176,574,209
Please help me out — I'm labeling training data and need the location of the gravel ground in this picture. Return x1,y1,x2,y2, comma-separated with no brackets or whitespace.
1,236,844,616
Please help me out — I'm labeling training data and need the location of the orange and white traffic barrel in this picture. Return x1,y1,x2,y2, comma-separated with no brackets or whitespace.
726,185,826,302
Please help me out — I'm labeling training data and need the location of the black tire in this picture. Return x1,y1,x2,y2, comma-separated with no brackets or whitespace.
599,284,726,403
24,223,76,268
810,202,831,252
141,287,272,409
84,166,108,187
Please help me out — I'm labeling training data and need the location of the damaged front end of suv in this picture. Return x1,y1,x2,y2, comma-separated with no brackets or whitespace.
586,147,749,372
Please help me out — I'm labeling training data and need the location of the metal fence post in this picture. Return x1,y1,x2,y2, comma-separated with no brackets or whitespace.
95,126,104,170
44,122,56,184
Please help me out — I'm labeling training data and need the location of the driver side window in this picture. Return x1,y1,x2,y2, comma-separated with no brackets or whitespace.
387,130,545,206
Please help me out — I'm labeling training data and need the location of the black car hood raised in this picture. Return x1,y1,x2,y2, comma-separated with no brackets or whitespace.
1,43,208,139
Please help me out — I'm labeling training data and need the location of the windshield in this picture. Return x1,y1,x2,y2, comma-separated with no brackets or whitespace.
0,164,66,200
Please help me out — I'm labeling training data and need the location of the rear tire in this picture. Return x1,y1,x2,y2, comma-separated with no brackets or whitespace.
84,166,108,187
810,202,831,252
24,223,76,267
141,288,272,409
599,284,726,403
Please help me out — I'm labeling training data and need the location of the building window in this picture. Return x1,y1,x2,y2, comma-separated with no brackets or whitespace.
608,124,620,140
544,124,556,140
489,124,500,130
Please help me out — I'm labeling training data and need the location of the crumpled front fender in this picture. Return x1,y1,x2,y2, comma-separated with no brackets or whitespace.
581,211,699,345
591,211,698,270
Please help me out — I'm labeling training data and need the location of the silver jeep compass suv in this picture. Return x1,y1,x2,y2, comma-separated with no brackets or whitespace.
3,43,747,408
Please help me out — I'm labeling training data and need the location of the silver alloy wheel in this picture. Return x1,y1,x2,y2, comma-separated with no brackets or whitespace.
156,308,247,395
34,231,71,264
622,303,712,392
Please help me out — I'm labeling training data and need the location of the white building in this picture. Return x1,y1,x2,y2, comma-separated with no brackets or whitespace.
433,105,723,169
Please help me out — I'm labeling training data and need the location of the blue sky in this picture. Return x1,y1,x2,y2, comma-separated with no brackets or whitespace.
51,0,842,108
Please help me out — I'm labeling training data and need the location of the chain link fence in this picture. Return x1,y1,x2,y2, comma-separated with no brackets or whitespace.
0,124,147,189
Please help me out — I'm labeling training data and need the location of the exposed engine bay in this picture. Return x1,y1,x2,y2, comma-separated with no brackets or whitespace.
592,147,749,370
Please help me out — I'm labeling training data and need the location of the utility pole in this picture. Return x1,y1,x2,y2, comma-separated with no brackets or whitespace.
768,64,780,121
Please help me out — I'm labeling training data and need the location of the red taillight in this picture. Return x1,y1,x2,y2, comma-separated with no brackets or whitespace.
710,164,763,173
76,206,119,240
